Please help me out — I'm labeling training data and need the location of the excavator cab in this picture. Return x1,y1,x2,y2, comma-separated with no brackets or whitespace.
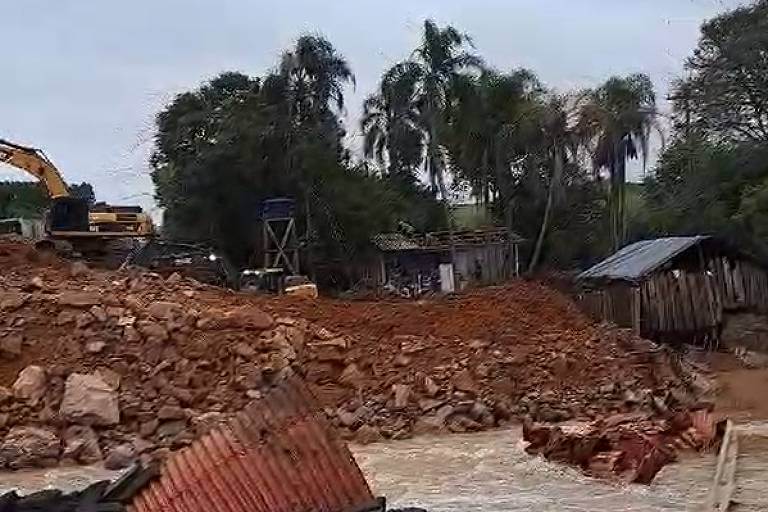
47,197,90,232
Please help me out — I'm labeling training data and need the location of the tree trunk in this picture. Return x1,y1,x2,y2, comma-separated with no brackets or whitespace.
428,120,457,277
493,146,517,277
528,145,563,273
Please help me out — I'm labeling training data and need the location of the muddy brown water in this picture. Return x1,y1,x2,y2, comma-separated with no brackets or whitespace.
0,428,717,511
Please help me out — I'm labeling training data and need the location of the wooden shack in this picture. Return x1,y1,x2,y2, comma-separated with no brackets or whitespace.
366,227,523,293
577,236,768,346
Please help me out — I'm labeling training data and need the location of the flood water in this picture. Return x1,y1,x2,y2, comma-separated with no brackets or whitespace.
0,428,718,511
353,428,717,512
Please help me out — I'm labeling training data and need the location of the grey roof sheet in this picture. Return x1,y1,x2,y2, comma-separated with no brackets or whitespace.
372,233,421,251
578,236,710,281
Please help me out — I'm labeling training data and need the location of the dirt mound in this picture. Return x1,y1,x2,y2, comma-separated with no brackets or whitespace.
0,242,697,469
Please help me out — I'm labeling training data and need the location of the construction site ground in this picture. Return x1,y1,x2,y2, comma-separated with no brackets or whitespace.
0,240,708,469
0,239,765,498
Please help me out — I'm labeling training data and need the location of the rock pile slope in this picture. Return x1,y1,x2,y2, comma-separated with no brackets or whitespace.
0,242,696,468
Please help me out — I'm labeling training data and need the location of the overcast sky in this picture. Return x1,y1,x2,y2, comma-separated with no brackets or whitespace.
0,0,749,217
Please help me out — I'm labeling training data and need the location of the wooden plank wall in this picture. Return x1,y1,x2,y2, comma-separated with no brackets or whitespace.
455,244,516,285
578,284,638,331
639,267,721,343
638,255,767,344
579,254,768,345
709,257,768,313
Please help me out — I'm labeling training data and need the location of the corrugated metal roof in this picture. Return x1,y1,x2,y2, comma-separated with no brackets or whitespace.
372,233,421,252
128,373,378,512
578,236,710,282
373,228,523,252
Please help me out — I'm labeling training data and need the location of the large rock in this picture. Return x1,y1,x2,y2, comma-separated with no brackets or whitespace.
104,443,136,470
59,373,120,426
0,335,23,358
136,320,169,343
452,369,478,394
208,306,273,331
146,301,183,321
12,365,46,405
0,291,29,311
56,291,102,308
61,426,102,464
0,427,60,469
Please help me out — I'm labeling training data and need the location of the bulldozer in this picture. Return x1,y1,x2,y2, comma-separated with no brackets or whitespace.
0,137,155,266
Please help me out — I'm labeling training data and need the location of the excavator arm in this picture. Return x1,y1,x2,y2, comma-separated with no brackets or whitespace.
0,138,70,198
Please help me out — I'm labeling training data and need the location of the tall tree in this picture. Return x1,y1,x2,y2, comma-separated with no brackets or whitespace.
152,36,443,277
446,69,543,238
673,0,768,142
528,97,575,272
361,62,424,182
410,20,483,198
576,74,657,251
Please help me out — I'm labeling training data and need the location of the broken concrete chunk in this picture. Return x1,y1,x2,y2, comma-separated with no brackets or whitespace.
393,384,411,409
452,369,478,393
0,335,23,358
90,305,108,323
0,427,60,469
85,340,106,353
157,405,186,421
136,320,169,342
339,363,365,387
68,261,90,278
147,301,183,321
0,291,29,311
104,443,136,470
62,425,102,464
354,425,384,444
12,366,46,405
59,373,120,426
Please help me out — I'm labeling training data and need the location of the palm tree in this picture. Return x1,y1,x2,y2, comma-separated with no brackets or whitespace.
411,20,483,199
361,62,424,182
279,35,355,119
576,74,657,251
447,69,544,269
363,20,482,271
528,96,576,272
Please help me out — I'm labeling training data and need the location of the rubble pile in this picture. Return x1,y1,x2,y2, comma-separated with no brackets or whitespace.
523,409,723,483
0,242,701,469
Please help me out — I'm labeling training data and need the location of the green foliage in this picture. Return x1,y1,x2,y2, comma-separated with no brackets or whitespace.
644,136,768,256
363,20,482,196
643,2,768,261
151,37,445,269
0,181,95,218
673,0,768,142
151,5,768,278
576,73,658,251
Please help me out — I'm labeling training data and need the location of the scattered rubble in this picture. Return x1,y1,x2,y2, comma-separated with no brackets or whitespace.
0,241,705,469
523,409,722,483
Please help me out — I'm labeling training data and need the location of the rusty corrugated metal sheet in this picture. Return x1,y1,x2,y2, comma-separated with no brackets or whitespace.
129,373,379,512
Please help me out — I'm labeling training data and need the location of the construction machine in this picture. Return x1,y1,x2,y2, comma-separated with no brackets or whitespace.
0,138,155,265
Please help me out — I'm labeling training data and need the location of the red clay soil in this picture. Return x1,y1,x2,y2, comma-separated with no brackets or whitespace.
0,241,695,467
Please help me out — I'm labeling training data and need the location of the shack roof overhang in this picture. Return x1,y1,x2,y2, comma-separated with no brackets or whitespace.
372,228,524,254
578,236,712,284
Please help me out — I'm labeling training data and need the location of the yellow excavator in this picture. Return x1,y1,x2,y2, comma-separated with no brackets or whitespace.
0,137,155,265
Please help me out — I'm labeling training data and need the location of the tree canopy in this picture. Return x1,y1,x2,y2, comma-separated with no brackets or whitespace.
151,37,444,278
149,2,768,282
